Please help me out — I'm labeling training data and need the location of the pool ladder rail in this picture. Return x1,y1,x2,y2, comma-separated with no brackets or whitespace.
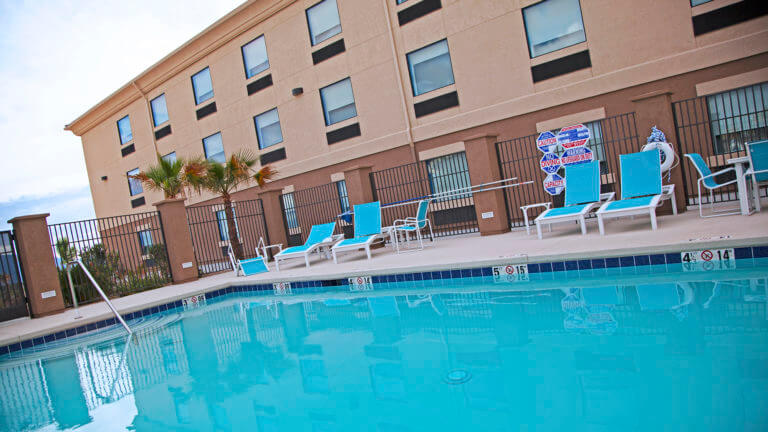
65,258,133,335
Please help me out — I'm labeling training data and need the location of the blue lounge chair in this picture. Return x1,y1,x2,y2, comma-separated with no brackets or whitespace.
392,199,434,252
684,153,740,217
228,244,269,276
746,140,768,212
534,161,611,239
332,201,388,263
274,222,340,270
596,151,669,234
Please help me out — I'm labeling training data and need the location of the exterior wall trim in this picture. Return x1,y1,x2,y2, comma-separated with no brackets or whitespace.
695,66,768,96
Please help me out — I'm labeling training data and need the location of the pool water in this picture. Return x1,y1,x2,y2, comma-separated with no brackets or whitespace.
2,260,768,431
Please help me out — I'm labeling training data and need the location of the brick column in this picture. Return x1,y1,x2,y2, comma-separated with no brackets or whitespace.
258,189,288,250
464,134,509,236
632,90,687,214
8,214,65,317
154,198,198,284
343,165,374,205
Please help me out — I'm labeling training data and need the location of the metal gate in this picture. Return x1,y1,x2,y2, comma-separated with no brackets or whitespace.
672,82,768,206
496,112,641,228
186,199,270,275
280,181,352,247
370,152,478,237
0,230,28,321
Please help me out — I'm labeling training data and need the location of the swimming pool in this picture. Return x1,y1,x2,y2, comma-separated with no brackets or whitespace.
1,258,767,431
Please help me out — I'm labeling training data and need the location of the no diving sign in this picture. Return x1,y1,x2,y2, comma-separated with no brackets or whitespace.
680,248,735,271
348,276,374,292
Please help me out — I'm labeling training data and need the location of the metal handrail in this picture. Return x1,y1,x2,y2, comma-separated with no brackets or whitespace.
66,258,132,334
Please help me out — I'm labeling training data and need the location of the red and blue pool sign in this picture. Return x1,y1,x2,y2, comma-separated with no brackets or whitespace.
539,152,561,174
561,146,593,166
536,131,558,153
543,173,565,195
557,124,591,149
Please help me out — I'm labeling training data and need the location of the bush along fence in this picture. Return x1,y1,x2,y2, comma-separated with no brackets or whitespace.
48,212,171,306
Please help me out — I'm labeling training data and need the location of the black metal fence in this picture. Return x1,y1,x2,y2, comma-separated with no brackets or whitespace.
496,112,640,228
186,199,270,275
0,230,27,321
370,152,478,237
48,212,171,306
280,181,351,247
672,82,768,206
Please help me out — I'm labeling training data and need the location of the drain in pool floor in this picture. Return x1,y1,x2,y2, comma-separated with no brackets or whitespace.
443,369,472,385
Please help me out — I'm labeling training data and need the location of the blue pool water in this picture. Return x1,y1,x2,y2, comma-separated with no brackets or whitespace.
2,260,768,431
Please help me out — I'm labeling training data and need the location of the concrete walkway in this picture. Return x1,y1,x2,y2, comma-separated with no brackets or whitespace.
2,208,767,346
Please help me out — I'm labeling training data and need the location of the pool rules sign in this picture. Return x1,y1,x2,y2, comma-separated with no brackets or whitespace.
536,124,593,195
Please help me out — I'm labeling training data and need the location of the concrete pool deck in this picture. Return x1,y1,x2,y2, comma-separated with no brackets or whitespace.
2,207,768,346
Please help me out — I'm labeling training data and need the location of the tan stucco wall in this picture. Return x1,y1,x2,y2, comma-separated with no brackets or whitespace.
72,0,768,218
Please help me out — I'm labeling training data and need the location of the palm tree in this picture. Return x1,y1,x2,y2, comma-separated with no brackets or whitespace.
187,150,277,259
131,153,195,199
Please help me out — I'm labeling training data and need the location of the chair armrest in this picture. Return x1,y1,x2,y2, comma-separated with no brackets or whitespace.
520,202,551,211
599,192,615,202
701,166,736,180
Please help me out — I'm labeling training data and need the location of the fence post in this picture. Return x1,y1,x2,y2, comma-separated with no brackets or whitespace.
8,214,65,317
343,165,374,205
154,198,198,284
464,134,509,236
259,189,289,250
632,91,688,213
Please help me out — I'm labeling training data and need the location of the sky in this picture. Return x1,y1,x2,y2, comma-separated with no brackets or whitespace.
0,0,244,231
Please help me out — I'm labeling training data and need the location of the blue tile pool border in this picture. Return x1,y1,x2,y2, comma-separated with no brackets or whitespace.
2,244,767,357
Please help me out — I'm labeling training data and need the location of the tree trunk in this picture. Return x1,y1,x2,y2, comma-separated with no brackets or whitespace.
223,194,244,260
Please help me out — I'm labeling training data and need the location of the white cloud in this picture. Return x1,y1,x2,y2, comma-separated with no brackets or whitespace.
0,0,243,208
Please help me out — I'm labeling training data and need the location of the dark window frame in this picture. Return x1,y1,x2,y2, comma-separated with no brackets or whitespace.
305,0,343,47
117,115,133,145
202,132,226,163
406,38,456,97
127,168,143,197
522,0,587,59
150,93,169,128
319,77,357,126
253,107,284,149
241,34,270,79
191,66,214,106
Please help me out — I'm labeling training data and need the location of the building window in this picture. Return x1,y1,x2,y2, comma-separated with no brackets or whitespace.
192,67,214,105
406,39,455,96
138,230,153,255
425,152,471,202
203,132,226,163
306,0,342,46
254,108,283,149
523,0,586,58
707,82,768,155
281,193,299,230
216,210,239,242
162,152,177,164
127,168,143,196
335,180,350,213
320,78,357,126
117,115,133,145
242,35,270,79
691,0,712,5
151,94,169,127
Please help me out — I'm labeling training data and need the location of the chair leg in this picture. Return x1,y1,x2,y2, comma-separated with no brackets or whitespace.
366,246,372,260
753,177,762,212
579,216,587,235
332,250,338,264
698,181,704,218
598,215,606,235
650,209,658,230
671,191,678,215
304,254,310,267
275,259,280,271
536,222,543,240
